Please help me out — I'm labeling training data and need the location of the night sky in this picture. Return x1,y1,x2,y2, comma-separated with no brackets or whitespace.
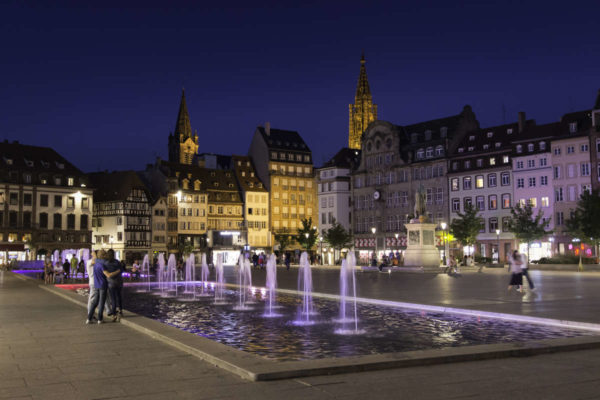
2,1,599,172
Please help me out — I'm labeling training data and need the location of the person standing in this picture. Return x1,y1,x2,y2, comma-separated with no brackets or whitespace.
86,251,97,322
131,259,140,280
87,250,108,324
44,258,54,284
70,256,79,279
284,252,291,271
104,249,124,322
507,250,523,292
63,258,71,281
520,252,535,290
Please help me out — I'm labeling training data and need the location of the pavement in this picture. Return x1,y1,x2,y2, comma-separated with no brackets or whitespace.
2,269,600,399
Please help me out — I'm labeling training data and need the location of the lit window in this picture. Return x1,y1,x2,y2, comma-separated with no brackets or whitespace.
503,155,509,164
529,198,537,208
489,157,496,166
475,175,484,188
541,197,549,207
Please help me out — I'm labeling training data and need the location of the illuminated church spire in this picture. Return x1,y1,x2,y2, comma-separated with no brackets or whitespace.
169,89,199,165
348,53,377,150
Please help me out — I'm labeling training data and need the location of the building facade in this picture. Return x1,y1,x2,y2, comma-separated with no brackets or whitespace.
249,124,318,251
150,195,168,255
348,54,377,150
0,141,93,265
448,120,523,262
352,107,479,263
232,155,270,252
90,171,152,263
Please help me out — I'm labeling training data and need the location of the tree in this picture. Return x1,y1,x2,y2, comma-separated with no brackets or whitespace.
177,237,194,257
450,203,483,256
566,189,600,263
508,203,551,260
323,218,353,264
296,217,319,250
274,228,295,253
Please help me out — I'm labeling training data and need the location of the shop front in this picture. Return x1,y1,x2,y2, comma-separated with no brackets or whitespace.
518,241,552,261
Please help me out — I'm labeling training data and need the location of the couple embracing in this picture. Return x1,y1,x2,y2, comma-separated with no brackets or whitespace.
86,249,125,324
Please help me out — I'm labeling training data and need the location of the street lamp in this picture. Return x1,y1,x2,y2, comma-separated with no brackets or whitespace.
572,238,583,272
371,227,377,263
440,222,448,265
318,236,323,265
495,229,500,264
109,235,114,250
304,232,309,250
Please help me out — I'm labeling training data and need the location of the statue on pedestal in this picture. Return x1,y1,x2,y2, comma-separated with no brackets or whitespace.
413,184,427,222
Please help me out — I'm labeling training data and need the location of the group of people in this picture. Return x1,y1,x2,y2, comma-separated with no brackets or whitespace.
371,251,403,271
44,256,86,284
86,249,125,324
507,250,535,292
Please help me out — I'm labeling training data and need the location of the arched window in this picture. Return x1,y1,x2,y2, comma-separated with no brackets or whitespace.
435,145,444,156
425,147,434,158
416,148,424,159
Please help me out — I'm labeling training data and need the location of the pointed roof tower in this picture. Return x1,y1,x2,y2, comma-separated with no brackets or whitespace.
174,88,192,139
355,52,372,100
348,53,378,150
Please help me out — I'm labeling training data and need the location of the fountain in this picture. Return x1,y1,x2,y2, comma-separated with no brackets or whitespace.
336,252,363,334
164,254,178,297
137,254,151,292
154,253,166,296
197,253,211,297
294,251,315,325
233,255,253,311
264,254,281,317
180,254,196,301
214,253,227,304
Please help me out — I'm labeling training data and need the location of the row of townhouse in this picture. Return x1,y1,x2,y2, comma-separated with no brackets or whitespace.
342,90,600,263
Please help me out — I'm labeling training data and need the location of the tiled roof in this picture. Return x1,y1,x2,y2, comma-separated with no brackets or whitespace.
256,126,311,152
88,171,150,203
232,155,267,192
320,147,361,169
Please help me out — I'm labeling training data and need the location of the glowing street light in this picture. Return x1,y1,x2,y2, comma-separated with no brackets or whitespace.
440,222,448,265
371,227,377,262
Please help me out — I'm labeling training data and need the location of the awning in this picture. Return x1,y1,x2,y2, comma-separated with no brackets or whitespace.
0,243,26,251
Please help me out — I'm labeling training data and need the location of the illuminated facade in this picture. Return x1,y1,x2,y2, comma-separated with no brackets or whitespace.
349,54,377,150
168,89,199,165
249,124,318,250
89,171,152,263
0,141,93,264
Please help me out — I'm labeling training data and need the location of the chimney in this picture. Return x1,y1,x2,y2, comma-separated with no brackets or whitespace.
265,121,271,136
518,112,526,133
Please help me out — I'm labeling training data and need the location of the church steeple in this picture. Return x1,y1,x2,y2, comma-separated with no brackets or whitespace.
349,54,377,150
168,89,199,165
174,89,192,140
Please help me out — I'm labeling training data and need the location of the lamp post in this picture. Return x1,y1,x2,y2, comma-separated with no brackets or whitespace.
572,238,583,272
304,232,309,251
440,222,447,265
371,227,377,263
109,235,114,250
495,229,500,264
318,236,323,265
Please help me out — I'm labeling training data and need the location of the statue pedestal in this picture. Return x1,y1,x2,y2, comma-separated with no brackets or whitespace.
403,222,441,273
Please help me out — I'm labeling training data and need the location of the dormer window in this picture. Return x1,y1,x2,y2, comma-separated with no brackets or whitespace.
55,162,64,169
503,155,509,163
507,128,513,134
411,133,419,143
476,159,483,167
67,177,74,186
210,171,216,177
490,157,496,166
495,142,501,148
440,127,448,137
458,147,464,153
41,160,49,168
182,179,189,190
516,145,522,153
487,131,493,138
248,182,254,188
528,143,534,152
569,122,577,133
416,148,424,159
3,157,13,165
213,182,219,187
468,146,474,152
464,160,471,169
228,183,234,188
425,147,433,158
424,130,432,141
469,135,475,141
483,144,489,150
435,145,444,156
539,141,546,151
194,180,201,190
24,158,34,167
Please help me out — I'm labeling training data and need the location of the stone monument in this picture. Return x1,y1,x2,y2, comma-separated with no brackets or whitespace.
403,185,441,272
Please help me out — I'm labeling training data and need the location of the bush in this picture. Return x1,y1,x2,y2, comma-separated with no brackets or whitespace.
533,255,597,264
474,255,492,263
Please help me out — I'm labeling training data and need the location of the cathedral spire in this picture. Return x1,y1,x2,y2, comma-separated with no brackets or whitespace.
174,88,192,139
348,54,377,150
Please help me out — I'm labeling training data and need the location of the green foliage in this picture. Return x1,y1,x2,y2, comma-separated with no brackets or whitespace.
534,255,596,264
323,219,353,253
177,238,194,256
450,203,483,247
296,217,319,250
566,190,600,246
274,228,295,252
508,203,551,245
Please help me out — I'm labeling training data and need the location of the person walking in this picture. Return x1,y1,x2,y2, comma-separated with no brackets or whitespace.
284,252,291,271
520,252,535,290
70,256,79,279
44,258,54,284
63,258,71,281
87,250,108,324
104,249,124,322
507,250,523,292
86,251,98,322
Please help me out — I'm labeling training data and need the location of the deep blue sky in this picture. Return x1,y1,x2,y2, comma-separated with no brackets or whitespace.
2,1,599,172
